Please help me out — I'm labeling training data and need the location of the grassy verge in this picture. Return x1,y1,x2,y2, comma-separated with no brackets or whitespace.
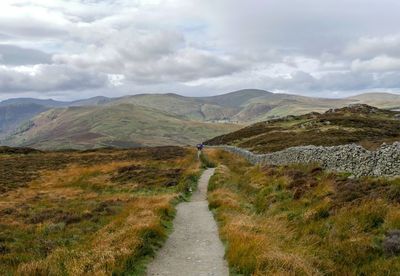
205,148,400,275
0,147,200,275
199,151,216,169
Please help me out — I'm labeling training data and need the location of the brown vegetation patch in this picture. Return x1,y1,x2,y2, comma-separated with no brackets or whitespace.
0,146,41,154
0,146,200,275
112,165,182,188
332,178,391,206
0,146,188,194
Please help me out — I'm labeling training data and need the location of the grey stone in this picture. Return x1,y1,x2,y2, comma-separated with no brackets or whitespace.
210,142,400,177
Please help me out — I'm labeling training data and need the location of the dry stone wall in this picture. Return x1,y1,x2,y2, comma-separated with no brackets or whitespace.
213,143,400,177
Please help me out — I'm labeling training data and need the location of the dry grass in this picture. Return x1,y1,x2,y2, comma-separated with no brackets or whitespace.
0,146,200,275
17,195,174,275
206,148,400,275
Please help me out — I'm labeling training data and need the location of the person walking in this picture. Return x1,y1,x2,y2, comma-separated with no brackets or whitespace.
196,143,204,159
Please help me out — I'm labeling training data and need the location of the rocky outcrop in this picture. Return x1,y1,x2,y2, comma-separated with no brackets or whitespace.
213,143,400,177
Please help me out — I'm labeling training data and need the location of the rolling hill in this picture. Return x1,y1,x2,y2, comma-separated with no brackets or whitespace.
349,92,400,110
205,104,400,153
109,93,238,121
2,90,400,149
105,90,400,123
113,89,355,123
2,104,240,150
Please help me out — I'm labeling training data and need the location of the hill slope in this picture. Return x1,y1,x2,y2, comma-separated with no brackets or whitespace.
110,93,237,121
113,90,357,123
0,97,113,139
3,104,240,149
349,92,400,110
0,104,50,137
206,104,400,153
2,90,400,150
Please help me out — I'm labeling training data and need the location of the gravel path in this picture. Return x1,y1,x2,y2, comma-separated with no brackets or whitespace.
147,168,229,276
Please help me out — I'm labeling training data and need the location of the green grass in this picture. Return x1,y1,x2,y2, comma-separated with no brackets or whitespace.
205,149,400,275
199,151,216,169
4,104,241,150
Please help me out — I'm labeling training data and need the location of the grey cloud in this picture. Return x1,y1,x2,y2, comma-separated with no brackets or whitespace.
344,35,400,59
352,56,400,72
0,64,109,93
54,29,244,83
1,0,400,97
265,71,399,92
124,48,243,83
0,18,68,40
0,45,51,65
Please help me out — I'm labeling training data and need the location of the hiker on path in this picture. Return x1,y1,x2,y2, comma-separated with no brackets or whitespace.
196,143,204,159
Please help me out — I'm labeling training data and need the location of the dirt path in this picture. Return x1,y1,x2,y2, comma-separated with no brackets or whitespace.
147,168,229,276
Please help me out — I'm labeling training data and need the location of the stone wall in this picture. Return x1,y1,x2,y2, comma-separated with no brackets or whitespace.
213,143,400,177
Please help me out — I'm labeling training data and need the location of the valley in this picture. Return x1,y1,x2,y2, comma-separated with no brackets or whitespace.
2,90,400,150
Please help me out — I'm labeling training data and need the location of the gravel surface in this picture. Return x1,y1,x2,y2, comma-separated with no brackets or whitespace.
147,168,229,276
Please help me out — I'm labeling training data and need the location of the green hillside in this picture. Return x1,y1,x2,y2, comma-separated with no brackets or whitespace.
3,104,240,150
113,90,354,123
2,91,400,150
206,104,400,153
110,93,237,121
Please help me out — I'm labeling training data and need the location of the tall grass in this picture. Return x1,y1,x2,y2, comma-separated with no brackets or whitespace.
205,148,400,275
0,147,200,275
199,151,216,168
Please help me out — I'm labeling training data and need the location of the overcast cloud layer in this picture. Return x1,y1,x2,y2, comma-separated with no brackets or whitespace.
1,0,400,100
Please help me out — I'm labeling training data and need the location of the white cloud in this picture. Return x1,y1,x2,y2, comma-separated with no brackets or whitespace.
352,55,400,72
1,0,400,99
345,35,400,59
0,64,109,92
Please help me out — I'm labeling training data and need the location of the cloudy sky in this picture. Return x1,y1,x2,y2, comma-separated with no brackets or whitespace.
1,0,400,100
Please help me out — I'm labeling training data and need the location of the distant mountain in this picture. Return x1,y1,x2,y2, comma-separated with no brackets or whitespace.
106,89,353,123
0,96,113,139
0,103,50,137
2,90,400,149
69,96,113,107
201,89,275,107
2,104,240,150
349,92,400,110
111,93,237,121
0,96,113,107
0,98,67,107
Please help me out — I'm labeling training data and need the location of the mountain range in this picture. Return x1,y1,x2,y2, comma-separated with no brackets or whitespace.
1,89,400,149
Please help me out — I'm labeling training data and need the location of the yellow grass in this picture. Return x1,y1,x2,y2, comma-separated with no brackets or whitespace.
205,149,400,275
0,147,200,275
17,195,175,275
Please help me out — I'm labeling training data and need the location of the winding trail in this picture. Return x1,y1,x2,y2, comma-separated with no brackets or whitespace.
147,168,229,276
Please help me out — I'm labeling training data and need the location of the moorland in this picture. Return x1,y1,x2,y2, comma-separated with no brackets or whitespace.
0,146,200,275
